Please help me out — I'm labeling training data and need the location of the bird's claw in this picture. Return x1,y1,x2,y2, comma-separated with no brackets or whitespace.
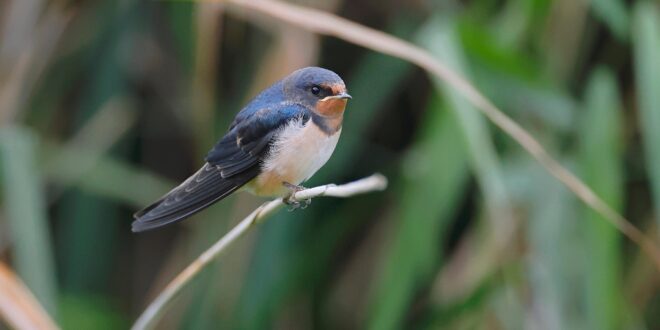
284,197,311,211
283,182,311,211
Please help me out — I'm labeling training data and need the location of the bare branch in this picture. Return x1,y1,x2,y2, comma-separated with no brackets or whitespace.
132,174,388,330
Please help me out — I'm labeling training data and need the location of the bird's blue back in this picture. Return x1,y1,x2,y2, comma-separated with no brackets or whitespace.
230,80,302,130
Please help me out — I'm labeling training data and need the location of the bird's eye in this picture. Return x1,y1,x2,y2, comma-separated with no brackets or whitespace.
311,85,321,95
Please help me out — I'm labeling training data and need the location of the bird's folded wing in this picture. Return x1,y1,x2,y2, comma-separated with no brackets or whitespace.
206,104,310,176
132,163,257,232
132,103,310,232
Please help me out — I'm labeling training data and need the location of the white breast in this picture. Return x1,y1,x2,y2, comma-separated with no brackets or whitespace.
250,117,340,196
266,117,340,182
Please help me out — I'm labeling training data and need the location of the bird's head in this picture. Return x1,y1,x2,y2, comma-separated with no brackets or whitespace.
282,67,351,118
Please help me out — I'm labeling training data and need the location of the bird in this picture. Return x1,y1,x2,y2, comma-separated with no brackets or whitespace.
132,67,351,232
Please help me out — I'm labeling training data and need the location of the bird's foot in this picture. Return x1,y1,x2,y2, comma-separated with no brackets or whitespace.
283,182,311,211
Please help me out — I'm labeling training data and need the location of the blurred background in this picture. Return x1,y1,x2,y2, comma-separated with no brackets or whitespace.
1,0,660,329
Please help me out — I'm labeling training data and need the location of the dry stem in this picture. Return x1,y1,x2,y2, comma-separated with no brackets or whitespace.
218,0,660,272
0,262,58,330
132,174,388,330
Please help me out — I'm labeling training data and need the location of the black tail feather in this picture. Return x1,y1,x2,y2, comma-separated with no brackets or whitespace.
131,163,258,232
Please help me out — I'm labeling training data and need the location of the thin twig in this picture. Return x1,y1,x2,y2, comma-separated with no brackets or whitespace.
218,0,660,271
132,174,388,330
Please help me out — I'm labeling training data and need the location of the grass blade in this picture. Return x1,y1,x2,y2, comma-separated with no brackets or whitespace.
526,167,581,329
367,94,469,330
43,145,174,207
0,126,57,318
418,17,512,237
633,1,660,229
578,68,623,330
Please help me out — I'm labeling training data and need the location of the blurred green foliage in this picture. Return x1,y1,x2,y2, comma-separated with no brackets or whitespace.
1,0,659,329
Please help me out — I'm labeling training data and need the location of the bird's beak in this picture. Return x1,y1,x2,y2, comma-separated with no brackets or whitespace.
321,92,352,101
336,92,353,99
337,92,352,100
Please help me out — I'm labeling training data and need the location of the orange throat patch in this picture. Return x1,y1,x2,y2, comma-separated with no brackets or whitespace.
316,98,347,117
315,98,346,133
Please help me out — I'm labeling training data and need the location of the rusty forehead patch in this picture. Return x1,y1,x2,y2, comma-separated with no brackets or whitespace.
321,83,346,95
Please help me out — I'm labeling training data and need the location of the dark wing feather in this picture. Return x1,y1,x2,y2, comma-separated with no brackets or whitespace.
132,163,258,232
131,103,310,232
206,104,310,176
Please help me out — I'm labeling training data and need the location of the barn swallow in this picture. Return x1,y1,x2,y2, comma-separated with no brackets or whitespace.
132,67,351,232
